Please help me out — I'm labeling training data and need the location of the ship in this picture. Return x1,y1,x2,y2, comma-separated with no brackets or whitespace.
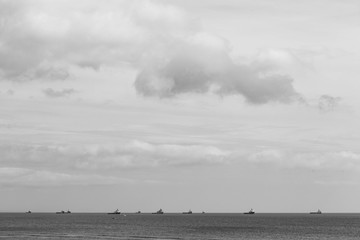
56,210,71,214
136,211,141,214
182,209,192,214
310,209,322,214
244,208,255,214
152,208,164,214
108,209,121,214
26,210,32,214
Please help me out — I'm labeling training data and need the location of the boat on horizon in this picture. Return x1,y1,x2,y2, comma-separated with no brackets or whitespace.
152,208,164,214
182,209,192,214
56,210,71,214
244,208,255,214
108,209,121,214
26,210,32,214
310,209,322,214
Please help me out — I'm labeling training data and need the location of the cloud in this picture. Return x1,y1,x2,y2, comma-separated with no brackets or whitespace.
0,140,229,173
0,0,194,80
0,0,301,104
314,180,360,186
0,89,14,96
0,167,132,187
135,34,301,104
252,48,313,72
318,94,341,112
0,139,231,186
248,148,360,171
34,65,70,80
43,88,76,98
6,89,14,95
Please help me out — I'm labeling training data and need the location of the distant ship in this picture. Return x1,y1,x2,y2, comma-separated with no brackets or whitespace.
182,209,192,214
244,208,255,214
202,211,205,214
26,210,32,214
310,209,322,214
108,209,121,214
56,210,71,214
136,211,141,214
152,209,164,214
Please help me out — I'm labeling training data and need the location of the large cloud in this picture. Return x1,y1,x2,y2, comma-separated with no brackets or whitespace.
0,0,301,104
0,140,229,170
0,0,194,78
135,34,301,104
0,140,229,186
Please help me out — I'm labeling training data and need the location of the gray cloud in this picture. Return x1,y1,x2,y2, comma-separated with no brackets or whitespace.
248,148,360,171
0,0,194,81
0,89,14,96
34,67,70,81
135,46,301,104
0,167,132,187
318,94,341,112
6,89,14,95
0,0,301,104
0,141,229,174
43,88,76,98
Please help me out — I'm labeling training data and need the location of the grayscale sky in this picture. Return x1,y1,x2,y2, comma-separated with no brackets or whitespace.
1,0,360,213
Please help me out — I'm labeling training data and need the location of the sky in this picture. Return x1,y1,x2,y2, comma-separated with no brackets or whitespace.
1,0,360,213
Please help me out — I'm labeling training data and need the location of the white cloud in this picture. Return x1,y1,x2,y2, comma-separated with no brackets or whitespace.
0,140,230,178
0,0,302,104
134,44,301,103
0,0,193,79
43,88,76,98
0,135,233,187
248,149,360,171
0,167,132,187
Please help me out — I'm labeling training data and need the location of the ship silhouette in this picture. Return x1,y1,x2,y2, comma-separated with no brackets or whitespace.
182,209,192,214
108,209,121,214
310,209,322,214
244,208,255,214
152,208,164,214
56,210,71,214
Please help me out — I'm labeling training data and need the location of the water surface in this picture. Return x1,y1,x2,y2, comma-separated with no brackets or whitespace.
1,213,359,239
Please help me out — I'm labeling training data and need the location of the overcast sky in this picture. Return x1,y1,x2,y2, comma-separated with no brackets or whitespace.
1,0,360,213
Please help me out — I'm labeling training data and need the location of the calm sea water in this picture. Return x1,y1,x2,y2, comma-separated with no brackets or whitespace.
1,213,359,239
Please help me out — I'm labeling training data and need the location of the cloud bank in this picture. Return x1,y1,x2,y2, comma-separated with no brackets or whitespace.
248,148,360,171
0,140,229,186
2,138,360,187
318,94,341,112
134,42,300,104
43,88,76,98
0,0,301,104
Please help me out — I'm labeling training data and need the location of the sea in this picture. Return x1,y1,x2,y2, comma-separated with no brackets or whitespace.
1,213,360,239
